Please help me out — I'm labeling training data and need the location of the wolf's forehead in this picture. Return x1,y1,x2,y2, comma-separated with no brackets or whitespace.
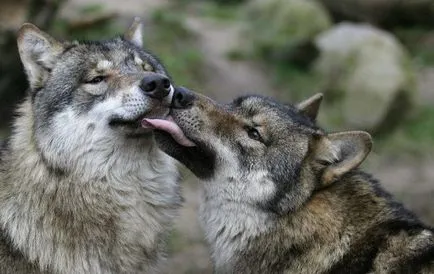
90,47,133,64
235,96,293,120
73,40,153,65
233,95,319,131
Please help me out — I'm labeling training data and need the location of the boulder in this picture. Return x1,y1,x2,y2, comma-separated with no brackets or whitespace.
245,0,331,65
314,23,415,134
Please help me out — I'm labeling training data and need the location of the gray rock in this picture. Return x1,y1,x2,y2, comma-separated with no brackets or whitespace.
314,23,415,133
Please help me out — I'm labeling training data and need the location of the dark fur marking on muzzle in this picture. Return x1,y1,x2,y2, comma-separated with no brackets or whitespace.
154,131,216,179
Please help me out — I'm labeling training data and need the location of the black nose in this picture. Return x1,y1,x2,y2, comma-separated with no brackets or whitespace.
139,74,171,100
172,87,195,109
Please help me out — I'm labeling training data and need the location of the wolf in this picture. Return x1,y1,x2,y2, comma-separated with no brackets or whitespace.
150,90,434,273
0,19,185,273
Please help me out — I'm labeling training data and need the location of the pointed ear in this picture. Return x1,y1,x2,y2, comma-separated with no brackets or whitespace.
124,17,143,48
17,23,64,90
311,131,372,187
297,93,323,121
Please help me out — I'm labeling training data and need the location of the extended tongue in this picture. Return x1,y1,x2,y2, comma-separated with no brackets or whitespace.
142,118,196,147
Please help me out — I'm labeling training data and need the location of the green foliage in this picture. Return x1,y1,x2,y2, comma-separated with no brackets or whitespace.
272,62,323,101
394,27,434,66
78,4,104,14
207,0,246,4
245,0,331,62
400,106,434,143
375,106,434,154
54,20,120,41
226,48,248,61
146,9,205,90
174,0,240,21
197,2,240,20
151,9,192,38
51,4,120,40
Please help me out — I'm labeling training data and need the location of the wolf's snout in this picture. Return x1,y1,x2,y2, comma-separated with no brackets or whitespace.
140,74,171,100
172,87,195,109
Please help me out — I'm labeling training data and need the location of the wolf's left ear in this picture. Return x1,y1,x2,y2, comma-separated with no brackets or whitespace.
297,93,323,121
311,131,372,187
124,17,143,48
17,23,64,90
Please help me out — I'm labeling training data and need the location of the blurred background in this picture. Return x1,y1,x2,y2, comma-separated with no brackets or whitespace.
0,0,433,272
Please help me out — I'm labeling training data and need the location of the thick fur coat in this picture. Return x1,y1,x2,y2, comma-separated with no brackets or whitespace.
156,91,434,274
0,20,181,273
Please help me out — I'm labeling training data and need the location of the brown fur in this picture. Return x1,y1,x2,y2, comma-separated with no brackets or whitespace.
156,92,434,273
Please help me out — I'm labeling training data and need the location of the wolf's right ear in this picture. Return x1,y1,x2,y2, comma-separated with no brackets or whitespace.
297,93,323,121
311,131,372,187
124,17,143,48
17,23,64,90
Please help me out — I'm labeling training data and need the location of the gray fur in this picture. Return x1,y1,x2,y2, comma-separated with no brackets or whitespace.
0,21,181,273
156,93,434,274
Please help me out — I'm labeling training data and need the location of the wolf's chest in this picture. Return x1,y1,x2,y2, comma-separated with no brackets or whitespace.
199,196,273,271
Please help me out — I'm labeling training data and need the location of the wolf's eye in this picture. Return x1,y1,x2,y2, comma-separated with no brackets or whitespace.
86,76,105,84
143,63,154,72
247,127,262,142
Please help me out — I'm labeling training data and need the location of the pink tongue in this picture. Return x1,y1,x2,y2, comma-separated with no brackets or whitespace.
142,118,196,147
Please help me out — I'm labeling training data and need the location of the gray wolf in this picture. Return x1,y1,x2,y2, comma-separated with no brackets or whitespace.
152,90,434,273
0,19,183,273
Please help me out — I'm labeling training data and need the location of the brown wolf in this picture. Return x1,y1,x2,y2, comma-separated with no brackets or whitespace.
151,90,434,273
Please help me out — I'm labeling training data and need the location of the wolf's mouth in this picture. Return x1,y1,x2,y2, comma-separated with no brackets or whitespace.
151,120,215,179
141,117,196,147
109,116,144,128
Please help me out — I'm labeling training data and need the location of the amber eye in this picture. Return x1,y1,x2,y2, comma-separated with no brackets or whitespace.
143,63,154,72
247,127,262,142
86,76,105,84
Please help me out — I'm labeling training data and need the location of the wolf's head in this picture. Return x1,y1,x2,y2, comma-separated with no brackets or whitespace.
154,92,372,214
16,19,176,173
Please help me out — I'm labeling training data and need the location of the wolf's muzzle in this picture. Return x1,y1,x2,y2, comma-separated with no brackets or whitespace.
172,87,195,109
140,74,172,100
